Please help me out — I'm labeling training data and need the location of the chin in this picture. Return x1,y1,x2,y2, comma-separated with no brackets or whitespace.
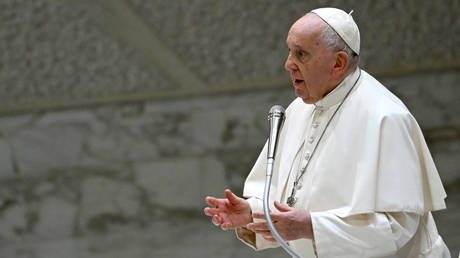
301,98,315,104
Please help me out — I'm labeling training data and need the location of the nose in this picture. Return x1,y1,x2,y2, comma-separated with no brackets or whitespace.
284,54,298,71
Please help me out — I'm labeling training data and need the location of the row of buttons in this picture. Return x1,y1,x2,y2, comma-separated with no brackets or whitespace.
295,108,323,190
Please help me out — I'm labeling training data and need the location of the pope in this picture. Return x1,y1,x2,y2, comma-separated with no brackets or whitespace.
204,7,450,258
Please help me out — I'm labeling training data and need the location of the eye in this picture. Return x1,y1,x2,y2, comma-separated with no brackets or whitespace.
287,47,308,61
295,50,310,63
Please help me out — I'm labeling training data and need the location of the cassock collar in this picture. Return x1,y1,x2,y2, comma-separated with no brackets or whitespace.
315,67,361,110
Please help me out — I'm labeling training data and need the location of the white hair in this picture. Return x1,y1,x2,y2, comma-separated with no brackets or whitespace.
319,24,360,70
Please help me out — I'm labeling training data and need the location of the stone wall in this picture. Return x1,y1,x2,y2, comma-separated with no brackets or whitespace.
0,0,458,257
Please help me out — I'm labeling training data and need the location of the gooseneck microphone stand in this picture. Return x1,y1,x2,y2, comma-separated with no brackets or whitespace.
264,105,302,258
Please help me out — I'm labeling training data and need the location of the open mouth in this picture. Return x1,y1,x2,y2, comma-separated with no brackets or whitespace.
294,79,304,84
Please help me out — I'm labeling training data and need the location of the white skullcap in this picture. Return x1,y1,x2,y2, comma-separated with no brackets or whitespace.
310,7,360,55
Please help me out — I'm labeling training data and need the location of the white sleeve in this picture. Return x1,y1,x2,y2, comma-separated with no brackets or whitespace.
311,211,420,258
235,197,280,250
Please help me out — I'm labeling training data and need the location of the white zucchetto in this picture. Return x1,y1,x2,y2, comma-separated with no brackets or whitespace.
311,7,360,55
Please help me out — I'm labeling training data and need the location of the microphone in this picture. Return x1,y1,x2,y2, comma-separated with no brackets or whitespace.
267,105,285,162
264,105,303,258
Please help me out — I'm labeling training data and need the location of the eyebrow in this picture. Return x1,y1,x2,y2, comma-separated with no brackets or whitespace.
287,43,306,52
294,44,304,50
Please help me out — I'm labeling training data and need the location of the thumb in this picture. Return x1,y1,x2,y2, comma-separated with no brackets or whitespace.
225,189,241,205
274,201,292,212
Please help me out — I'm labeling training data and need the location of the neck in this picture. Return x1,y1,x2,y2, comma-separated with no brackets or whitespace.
322,66,357,98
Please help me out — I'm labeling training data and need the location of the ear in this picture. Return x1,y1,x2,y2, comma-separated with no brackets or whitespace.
331,51,348,77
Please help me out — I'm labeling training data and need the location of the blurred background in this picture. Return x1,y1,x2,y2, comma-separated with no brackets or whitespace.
0,0,458,257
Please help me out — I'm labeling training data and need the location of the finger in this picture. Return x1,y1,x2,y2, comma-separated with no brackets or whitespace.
204,207,219,217
252,212,279,221
246,222,271,234
225,189,241,206
252,212,265,219
255,229,273,236
247,221,270,232
253,211,284,221
252,228,272,234
274,201,292,212
212,215,222,226
220,214,233,230
205,196,221,207
263,235,277,242
221,222,233,231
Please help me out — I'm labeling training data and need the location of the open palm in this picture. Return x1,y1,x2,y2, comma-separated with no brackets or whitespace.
204,189,252,230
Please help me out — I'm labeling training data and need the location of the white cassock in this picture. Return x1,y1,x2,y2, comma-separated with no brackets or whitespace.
236,68,451,257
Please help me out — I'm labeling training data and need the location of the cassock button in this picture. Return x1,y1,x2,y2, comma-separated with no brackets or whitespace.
305,152,311,160
312,122,319,128
308,136,314,143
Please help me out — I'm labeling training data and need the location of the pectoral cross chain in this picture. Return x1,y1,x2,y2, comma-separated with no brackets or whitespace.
287,182,298,207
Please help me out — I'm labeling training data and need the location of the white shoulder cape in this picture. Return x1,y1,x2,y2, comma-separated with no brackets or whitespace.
243,70,447,217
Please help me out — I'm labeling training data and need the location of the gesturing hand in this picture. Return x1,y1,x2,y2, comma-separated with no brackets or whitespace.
204,189,252,230
247,201,313,242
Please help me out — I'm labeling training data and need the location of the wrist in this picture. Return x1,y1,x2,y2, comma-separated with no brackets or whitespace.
245,207,253,225
304,211,314,239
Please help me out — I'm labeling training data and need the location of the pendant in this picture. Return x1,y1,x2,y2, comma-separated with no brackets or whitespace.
287,196,296,207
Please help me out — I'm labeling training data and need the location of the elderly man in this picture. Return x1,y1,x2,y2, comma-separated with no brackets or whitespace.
204,7,450,258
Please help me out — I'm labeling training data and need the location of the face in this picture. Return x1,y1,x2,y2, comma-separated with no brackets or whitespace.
285,14,338,104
